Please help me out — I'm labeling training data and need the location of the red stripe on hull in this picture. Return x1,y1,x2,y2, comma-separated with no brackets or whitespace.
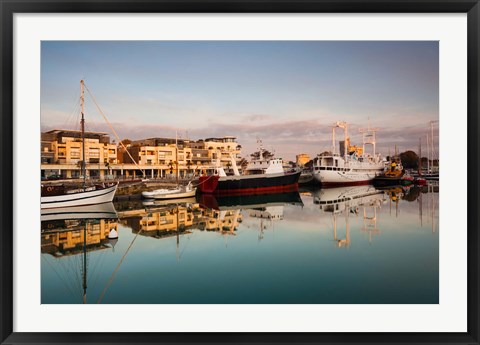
321,180,372,188
206,183,299,196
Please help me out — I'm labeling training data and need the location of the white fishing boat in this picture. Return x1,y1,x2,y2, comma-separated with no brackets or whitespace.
312,121,385,187
41,80,118,209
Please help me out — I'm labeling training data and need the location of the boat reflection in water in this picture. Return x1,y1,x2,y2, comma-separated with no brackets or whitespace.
42,184,438,304
312,185,386,246
199,191,304,241
41,203,119,304
133,192,303,239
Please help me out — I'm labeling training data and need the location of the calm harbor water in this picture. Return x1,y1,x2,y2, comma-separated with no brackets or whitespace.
41,183,439,304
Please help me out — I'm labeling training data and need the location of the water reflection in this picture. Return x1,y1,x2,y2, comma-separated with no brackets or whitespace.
41,203,119,304
41,184,439,304
311,185,386,247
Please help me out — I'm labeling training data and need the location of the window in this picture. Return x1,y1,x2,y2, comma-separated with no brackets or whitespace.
58,147,66,157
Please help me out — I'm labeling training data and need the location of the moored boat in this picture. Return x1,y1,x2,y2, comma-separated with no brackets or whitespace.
142,133,197,200
312,122,385,187
142,182,196,200
41,182,118,209
41,81,119,209
373,157,414,187
298,167,318,186
198,146,301,195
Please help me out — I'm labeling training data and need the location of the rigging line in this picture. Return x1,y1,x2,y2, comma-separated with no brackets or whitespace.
61,90,81,130
62,98,80,132
96,228,143,304
88,242,110,289
41,255,78,299
84,84,145,177
60,252,83,300
179,231,194,259
54,245,81,295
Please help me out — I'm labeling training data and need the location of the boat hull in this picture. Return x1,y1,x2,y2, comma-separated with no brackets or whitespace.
41,183,118,209
198,171,301,195
313,169,382,187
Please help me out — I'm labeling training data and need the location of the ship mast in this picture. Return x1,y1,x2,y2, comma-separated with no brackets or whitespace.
80,80,86,189
418,137,422,175
175,131,179,186
334,121,348,159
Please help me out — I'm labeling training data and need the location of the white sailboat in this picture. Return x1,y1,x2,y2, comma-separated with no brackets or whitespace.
41,80,118,209
142,181,196,200
142,132,197,200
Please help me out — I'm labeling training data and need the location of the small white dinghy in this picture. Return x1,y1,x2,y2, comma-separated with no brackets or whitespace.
142,182,196,200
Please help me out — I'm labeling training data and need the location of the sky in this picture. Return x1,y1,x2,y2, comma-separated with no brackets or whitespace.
41,41,439,161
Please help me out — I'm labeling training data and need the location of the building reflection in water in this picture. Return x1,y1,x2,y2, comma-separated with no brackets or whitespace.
41,185,437,256
41,203,119,303
41,203,119,257
41,184,439,304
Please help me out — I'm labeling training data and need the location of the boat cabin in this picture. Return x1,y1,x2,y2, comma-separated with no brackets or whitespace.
313,155,349,172
244,158,284,175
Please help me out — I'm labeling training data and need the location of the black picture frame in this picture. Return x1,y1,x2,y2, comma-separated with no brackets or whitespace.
1,1,479,344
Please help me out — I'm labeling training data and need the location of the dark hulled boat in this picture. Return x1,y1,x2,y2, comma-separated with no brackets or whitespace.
198,149,301,195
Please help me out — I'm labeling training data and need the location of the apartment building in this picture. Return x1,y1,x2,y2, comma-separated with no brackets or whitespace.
41,130,118,179
41,131,243,180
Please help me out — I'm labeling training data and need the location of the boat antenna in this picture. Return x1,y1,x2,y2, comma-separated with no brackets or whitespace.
80,80,86,190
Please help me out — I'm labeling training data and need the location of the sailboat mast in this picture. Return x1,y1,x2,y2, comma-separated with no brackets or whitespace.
430,121,435,173
418,137,422,175
427,134,430,173
80,80,86,189
175,131,179,185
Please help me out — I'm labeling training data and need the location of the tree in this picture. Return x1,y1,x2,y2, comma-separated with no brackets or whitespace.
250,149,274,159
168,160,175,174
238,158,248,169
399,150,419,169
